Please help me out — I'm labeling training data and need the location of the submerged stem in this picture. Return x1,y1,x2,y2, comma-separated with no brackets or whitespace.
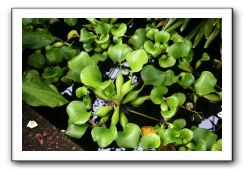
88,119,97,127
127,108,158,122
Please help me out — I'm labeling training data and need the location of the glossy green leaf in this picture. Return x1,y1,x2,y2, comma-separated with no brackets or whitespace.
126,49,148,72
75,86,88,98
146,28,159,40
67,30,79,41
79,28,94,43
108,44,132,63
159,127,181,146
161,96,179,119
116,123,141,149
173,119,186,130
178,61,192,72
83,95,92,110
159,55,176,68
203,93,221,101
128,28,146,49
95,106,113,117
68,52,93,72
91,125,117,148
64,18,78,26
180,128,193,144
178,72,195,89
141,65,165,86
172,93,186,106
144,41,162,57
194,71,217,96
94,23,112,34
66,123,88,139
211,139,222,151
119,112,129,129
66,101,91,125
155,30,170,44
98,114,110,125
116,70,124,97
27,52,46,69
140,133,161,150
80,65,102,88
99,80,116,99
120,79,137,100
61,46,77,61
122,85,143,104
46,47,64,64
95,34,109,44
167,42,191,59
195,52,210,69
164,70,178,86
111,23,127,37
42,66,61,79
22,70,68,107
66,70,81,82
111,106,120,126
150,86,168,104
23,30,57,49
130,96,150,107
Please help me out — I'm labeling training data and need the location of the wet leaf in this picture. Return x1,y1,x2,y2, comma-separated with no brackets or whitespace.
126,49,148,72
123,86,143,104
178,61,192,72
66,101,91,125
66,123,88,139
116,123,141,149
115,70,124,97
140,133,161,150
128,28,146,49
91,125,117,148
141,65,165,86
172,93,186,106
111,106,120,126
108,44,132,63
194,71,217,96
167,42,191,59
150,86,168,104
119,112,129,129
130,96,149,107
27,52,46,69
203,93,221,101
164,70,178,86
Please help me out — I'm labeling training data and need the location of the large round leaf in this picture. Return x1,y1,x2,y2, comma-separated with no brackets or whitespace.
27,52,46,69
116,123,141,149
159,55,176,68
79,28,94,43
111,23,127,37
66,101,91,125
167,42,191,59
140,133,161,150
155,30,170,44
46,47,64,64
178,72,195,89
80,65,102,88
128,28,146,49
68,52,93,72
108,44,132,63
194,71,217,96
125,49,148,72
141,65,165,86
91,126,117,148
66,123,88,139
173,119,186,130
94,22,112,34
150,86,168,104
144,41,162,57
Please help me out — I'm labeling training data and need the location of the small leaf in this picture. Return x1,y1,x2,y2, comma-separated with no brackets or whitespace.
146,28,159,40
66,101,91,125
178,72,195,89
27,52,46,69
91,125,117,148
126,49,148,72
66,123,88,139
75,86,88,98
195,52,210,69
45,47,64,64
68,52,93,72
150,86,168,104
42,66,61,79
95,106,113,117
66,70,81,82
108,44,132,63
155,30,170,44
122,86,143,104
67,30,79,41
61,46,77,61
173,119,186,130
119,112,129,129
130,96,149,107
120,79,137,100
141,65,165,86
161,96,179,119
128,28,146,49
172,93,186,106
64,18,78,26
203,93,221,102
115,70,124,97
144,41,162,57
178,61,192,72
111,23,127,37
116,123,141,149
167,42,191,59
180,128,193,144
211,139,222,151
164,70,178,86
159,55,176,68
140,133,161,150
94,22,112,34
95,34,109,44
194,71,217,96
79,28,94,43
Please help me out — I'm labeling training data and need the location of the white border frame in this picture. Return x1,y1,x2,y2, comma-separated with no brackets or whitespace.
12,8,232,161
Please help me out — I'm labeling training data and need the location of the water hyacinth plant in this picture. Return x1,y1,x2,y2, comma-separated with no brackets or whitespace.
22,18,222,151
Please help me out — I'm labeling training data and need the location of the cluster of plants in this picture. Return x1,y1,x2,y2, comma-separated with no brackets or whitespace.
22,18,222,151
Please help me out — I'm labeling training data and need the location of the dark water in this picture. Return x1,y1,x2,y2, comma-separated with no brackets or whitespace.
24,18,222,150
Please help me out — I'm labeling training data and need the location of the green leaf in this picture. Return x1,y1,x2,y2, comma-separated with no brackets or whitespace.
95,106,113,117
155,30,170,44
128,28,146,49
144,41,162,57
111,106,120,126
126,49,148,72
203,93,221,101
61,46,77,61
178,72,195,89
80,65,102,88
79,28,94,43
194,71,217,96
67,30,79,41
68,52,93,72
159,127,181,146
172,93,186,106
211,139,222,151
161,96,179,119
122,85,143,104
94,23,112,34
180,128,193,144
178,61,192,72
45,47,64,64
66,123,88,139
64,18,78,26
119,112,128,129
141,65,165,86
108,44,132,63
23,30,57,49
120,79,137,100
146,28,159,40
173,119,186,130
116,70,124,97
66,70,81,82
164,70,178,86
75,86,88,98
159,55,176,68
150,86,168,104
27,52,46,69
95,34,109,44
111,23,127,37
91,125,117,148
130,96,149,107
83,95,92,109
66,101,91,125
42,66,61,79
22,70,68,107
167,42,191,59
116,123,141,149
140,133,161,150
195,52,210,69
